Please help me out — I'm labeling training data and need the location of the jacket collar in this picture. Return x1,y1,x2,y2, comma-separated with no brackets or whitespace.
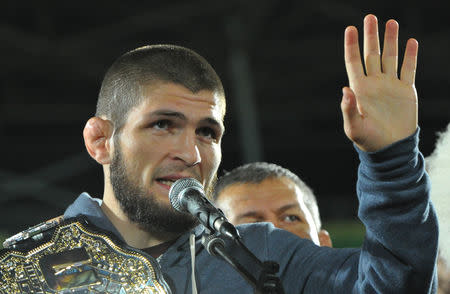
63,192,125,242
64,192,206,266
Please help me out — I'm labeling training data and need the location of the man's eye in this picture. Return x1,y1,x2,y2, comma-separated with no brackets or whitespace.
151,120,171,130
197,127,217,140
283,215,301,223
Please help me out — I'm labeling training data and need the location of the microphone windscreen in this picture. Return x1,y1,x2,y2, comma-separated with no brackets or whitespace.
168,178,203,211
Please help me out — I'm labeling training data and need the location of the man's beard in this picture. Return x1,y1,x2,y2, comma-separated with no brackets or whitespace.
109,143,215,237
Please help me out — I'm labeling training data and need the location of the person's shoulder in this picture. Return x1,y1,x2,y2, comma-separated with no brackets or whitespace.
233,222,317,267
236,222,302,237
235,222,309,246
2,215,64,251
235,222,275,237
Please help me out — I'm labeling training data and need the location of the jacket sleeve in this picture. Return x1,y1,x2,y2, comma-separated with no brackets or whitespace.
264,128,438,294
348,127,438,293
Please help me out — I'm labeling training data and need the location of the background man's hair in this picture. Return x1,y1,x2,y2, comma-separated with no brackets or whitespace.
96,44,225,132
213,162,322,230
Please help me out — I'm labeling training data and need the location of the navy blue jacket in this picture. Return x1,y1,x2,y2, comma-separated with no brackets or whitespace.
64,129,438,293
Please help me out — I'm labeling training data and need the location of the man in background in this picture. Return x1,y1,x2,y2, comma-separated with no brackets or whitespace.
213,161,332,247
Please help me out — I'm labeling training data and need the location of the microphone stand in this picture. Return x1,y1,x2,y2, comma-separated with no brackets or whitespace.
201,230,285,294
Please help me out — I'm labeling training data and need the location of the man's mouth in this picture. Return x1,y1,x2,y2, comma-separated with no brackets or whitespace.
156,178,176,187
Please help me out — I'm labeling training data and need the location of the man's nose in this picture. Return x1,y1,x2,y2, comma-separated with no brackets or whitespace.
265,216,279,228
173,131,201,166
271,220,280,229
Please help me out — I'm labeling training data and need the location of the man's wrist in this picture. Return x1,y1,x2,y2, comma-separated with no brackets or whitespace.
355,127,420,168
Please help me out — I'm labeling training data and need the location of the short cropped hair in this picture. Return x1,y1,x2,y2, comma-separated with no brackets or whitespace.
96,44,225,131
213,162,322,231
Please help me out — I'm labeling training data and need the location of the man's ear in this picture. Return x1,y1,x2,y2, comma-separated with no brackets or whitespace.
83,117,114,165
318,230,333,247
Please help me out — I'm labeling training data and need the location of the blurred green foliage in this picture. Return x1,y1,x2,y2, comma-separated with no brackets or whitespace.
0,232,7,249
324,219,365,248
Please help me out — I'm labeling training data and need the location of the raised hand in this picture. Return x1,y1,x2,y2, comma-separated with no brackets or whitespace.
341,14,418,152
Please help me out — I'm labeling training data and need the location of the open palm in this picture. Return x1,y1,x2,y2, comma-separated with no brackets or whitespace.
342,15,418,152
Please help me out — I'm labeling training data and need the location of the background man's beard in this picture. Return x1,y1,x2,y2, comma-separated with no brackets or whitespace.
109,145,202,237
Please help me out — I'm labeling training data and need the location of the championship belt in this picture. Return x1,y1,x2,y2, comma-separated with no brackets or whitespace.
0,216,171,293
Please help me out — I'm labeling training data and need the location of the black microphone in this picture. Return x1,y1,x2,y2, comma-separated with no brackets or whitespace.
169,178,240,240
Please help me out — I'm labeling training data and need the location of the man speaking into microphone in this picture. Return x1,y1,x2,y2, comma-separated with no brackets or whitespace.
0,14,438,293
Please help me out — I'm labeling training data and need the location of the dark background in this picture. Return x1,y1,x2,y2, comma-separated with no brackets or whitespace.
1,1,449,239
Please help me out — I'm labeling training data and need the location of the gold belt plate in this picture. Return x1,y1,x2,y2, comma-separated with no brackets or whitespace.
0,219,170,293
